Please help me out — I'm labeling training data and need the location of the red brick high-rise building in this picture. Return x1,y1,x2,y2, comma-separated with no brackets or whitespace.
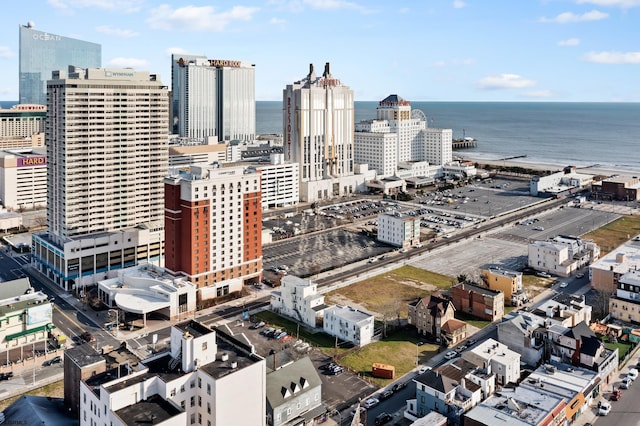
165,164,262,301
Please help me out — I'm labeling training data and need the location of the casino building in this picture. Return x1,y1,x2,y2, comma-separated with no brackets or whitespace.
32,67,168,291
0,148,47,210
171,54,256,143
19,22,101,105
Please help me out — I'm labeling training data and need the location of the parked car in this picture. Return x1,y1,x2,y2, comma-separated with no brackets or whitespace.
418,365,431,374
81,332,94,343
610,389,622,401
576,272,585,279
621,377,632,389
374,412,393,425
444,350,458,360
392,382,407,392
379,389,394,400
362,398,379,409
251,321,266,329
599,401,611,416
0,372,13,381
326,365,344,375
559,282,568,288
536,271,552,278
628,368,638,381
533,226,545,231
466,337,477,346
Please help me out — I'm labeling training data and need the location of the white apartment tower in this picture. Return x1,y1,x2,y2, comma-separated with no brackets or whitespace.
354,95,453,178
283,63,356,202
32,67,168,291
174,56,255,143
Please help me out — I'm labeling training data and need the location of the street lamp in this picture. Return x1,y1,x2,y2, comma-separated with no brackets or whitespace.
416,341,424,369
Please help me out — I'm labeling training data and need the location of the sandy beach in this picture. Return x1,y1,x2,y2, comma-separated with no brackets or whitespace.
457,155,640,178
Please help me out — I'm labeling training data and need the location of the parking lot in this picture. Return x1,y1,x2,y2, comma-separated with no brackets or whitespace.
206,318,377,412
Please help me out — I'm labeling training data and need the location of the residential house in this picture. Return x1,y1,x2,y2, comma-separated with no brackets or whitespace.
462,338,520,386
408,294,466,345
496,312,545,367
609,268,640,323
407,358,488,425
480,267,528,307
266,357,324,426
270,276,327,328
450,282,504,322
323,305,374,347
529,293,592,328
590,237,640,294
528,236,600,278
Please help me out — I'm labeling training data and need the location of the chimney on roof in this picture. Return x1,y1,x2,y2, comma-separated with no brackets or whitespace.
323,62,331,78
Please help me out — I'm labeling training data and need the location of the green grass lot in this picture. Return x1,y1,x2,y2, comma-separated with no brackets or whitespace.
583,215,640,256
600,335,633,362
324,266,453,318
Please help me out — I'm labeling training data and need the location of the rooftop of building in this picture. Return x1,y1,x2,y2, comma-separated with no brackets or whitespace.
266,357,322,408
484,266,522,279
325,305,373,323
466,338,520,363
469,386,564,426
590,235,640,273
115,394,183,426
65,343,108,369
601,175,640,184
175,320,214,338
522,362,597,397
0,290,50,317
199,334,262,380
103,370,157,394
85,364,135,397
453,282,502,297
620,269,640,286
0,147,46,158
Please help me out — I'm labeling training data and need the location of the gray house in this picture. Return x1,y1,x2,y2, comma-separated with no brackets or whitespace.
496,312,545,366
266,356,325,426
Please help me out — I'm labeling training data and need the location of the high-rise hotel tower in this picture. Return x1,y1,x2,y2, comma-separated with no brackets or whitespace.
32,67,168,291
172,55,255,143
164,164,262,301
19,22,101,105
283,63,358,202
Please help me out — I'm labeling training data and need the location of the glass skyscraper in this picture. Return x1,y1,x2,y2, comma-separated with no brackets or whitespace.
19,23,101,105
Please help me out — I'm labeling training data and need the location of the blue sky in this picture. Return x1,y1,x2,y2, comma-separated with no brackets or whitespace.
1,0,639,102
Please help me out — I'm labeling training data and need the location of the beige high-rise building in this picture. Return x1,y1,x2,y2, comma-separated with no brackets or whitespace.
32,67,168,291
283,63,361,202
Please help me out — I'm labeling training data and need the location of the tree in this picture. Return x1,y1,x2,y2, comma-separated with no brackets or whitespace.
456,274,469,284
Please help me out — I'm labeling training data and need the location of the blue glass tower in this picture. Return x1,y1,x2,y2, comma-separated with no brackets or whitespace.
19,23,101,105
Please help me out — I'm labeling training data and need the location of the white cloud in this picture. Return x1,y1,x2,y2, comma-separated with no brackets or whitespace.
270,17,287,25
576,0,640,8
476,74,536,90
539,9,608,23
146,5,260,31
431,60,446,67
303,0,374,13
558,38,580,46
453,0,466,8
522,90,555,98
95,25,139,38
584,51,640,63
47,0,143,13
0,46,15,59
107,57,149,68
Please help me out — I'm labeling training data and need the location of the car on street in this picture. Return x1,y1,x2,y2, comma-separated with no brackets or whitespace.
559,282,568,288
43,356,62,366
533,226,545,231
374,412,393,425
444,350,458,360
379,389,394,400
418,366,431,374
598,401,611,416
620,377,632,389
362,398,380,409
576,272,585,279
392,382,407,392
466,337,478,346
0,372,13,381
536,271,552,278
610,389,621,401
627,368,638,381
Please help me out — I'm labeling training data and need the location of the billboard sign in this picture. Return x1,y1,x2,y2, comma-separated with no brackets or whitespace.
17,156,46,167
27,303,52,325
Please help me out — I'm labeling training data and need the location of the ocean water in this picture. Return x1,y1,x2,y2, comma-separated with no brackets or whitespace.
257,101,640,173
6,100,638,173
